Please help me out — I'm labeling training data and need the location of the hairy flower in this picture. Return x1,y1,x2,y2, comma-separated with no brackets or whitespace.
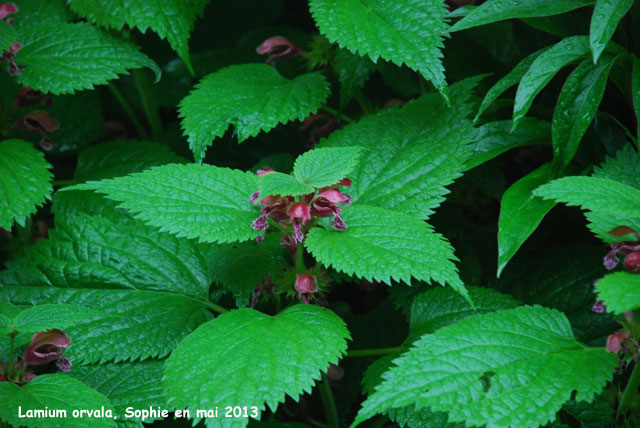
295,273,317,303
288,202,311,243
22,329,72,372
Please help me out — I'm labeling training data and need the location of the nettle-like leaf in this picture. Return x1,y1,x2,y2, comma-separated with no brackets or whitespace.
353,305,617,428
497,164,556,276
67,0,208,72
293,146,362,188
305,205,466,297
0,139,52,230
0,374,116,428
450,0,595,32
10,0,72,31
633,55,640,139
164,305,350,426
14,22,160,94
0,20,16,51
69,164,260,243
333,48,375,109
259,172,314,198
180,64,330,163
513,36,590,130
595,272,640,314
534,176,640,217
589,0,634,63
551,55,616,175
310,0,450,99
2,303,102,335
317,78,477,219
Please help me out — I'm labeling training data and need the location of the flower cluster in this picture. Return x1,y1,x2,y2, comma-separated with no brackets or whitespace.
0,3,21,76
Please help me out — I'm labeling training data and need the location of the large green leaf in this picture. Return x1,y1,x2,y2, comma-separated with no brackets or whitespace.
589,0,634,63
633,55,640,139
10,0,72,31
450,0,595,32
0,139,52,230
0,20,17,51
14,22,160,94
551,56,616,175
513,36,591,131
68,0,209,72
310,0,450,98
259,172,314,198
497,164,556,276
164,305,350,426
353,305,617,428
595,271,640,314
68,164,260,244
317,79,477,219
0,374,116,428
6,303,102,334
293,146,362,188
179,64,330,163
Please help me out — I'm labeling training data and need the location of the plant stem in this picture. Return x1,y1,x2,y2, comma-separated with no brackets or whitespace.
618,360,640,419
321,105,354,123
319,373,339,428
108,83,149,139
296,240,305,274
132,68,162,140
346,346,408,358
204,300,228,314
354,89,374,115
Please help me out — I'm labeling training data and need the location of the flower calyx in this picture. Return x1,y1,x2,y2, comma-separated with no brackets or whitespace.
294,273,318,304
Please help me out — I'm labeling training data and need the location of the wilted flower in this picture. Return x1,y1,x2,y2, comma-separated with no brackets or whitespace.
22,329,72,372
17,110,59,150
256,36,301,65
295,273,317,303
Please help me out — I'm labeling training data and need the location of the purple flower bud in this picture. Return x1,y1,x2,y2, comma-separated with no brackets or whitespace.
22,329,71,369
249,191,260,204
255,233,265,244
292,221,305,243
295,274,318,303
624,252,640,273
0,3,17,21
251,213,269,231
592,300,606,313
331,213,347,231
607,332,629,353
604,249,619,269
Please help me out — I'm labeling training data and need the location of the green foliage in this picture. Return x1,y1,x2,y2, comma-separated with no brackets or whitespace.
179,64,330,163
589,0,634,63
595,271,640,314
293,146,362,188
633,55,640,139
0,139,52,230
164,305,350,426
3,304,102,334
310,0,450,99
333,48,375,109
354,306,617,428
10,0,72,31
0,20,16,51
259,172,314,198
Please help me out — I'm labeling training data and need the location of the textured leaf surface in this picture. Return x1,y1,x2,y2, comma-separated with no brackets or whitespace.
69,164,260,243
595,271,640,314
354,306,617,428
333,48,375,108
498,164,556,276
68,0,208,70
259,172,314,198
15,23,160,94
164,305,350,425
513,36,590,130
180,64,330,163
0,20,16,51
450,0,594,32
589,0,633,63
551,56,616,174
0,139,52,230
310,0,449,97
293,146,362,188
633,56,640,139
0,374,116,428
9,304,102,333
318,79,477,219
305,205,465,296
534,176,640,217
10,0,72,31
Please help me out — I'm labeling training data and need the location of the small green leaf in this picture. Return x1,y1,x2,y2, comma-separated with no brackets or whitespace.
293,146,362,188
0,20,17,51
333,48,375,109
15,22,160,94
0,374,116,428
513,36,590,131
534,176,640,217
450,0,595,32
310,0,450,99
0,139,52,230
633,55,640,139
589,0,634,63
595,271,640,314
11,304,102,333
164,305,350,426
179,64,330,163
498,164,556,276
551,56,616,175
353,305,617,428
259,172,314,198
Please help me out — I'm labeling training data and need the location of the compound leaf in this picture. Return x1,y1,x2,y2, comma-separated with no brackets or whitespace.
589,0,634,63
595,271,640,314
293,146,362,188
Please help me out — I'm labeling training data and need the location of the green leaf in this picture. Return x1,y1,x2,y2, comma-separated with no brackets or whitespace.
293,146,362,188
0,20,17,51
67,0,208,72
317,79,477,219
305,205,466,296
11,0,72,31
164,305,350,425
0,139,52,230
259,172,314,198
309,0,450,99
551,56,616,174
0,374,116,428
10,304,102,333
633,55,640,140
466,118,550,169
333,48,375,109
179,64,330,163
450,0,595,32
497,164,556,276
513,36,591,131
353,305,617,428
589,0,634,63
533,176,640,217
15,22,160,94
68,164,260,244
595,271,640,314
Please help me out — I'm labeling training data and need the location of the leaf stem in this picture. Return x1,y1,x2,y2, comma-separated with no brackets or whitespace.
354,89,374,115
203,300,228,314
321,105,354,123
346,346,408,358
132,68,163,140
319,373,339,428
618,360,640,419
108,83,149,139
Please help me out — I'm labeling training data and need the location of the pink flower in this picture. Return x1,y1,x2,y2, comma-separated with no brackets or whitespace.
0,3,17,21
22,329,72,372
256,36,301,65
310,190,350,231
288,202,311,243
295,274,317,303
606,332,630,354
624,252,640,273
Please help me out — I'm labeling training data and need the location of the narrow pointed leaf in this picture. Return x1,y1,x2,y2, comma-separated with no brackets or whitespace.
589,0,634,63
595,271,640,314
293,146,362,188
